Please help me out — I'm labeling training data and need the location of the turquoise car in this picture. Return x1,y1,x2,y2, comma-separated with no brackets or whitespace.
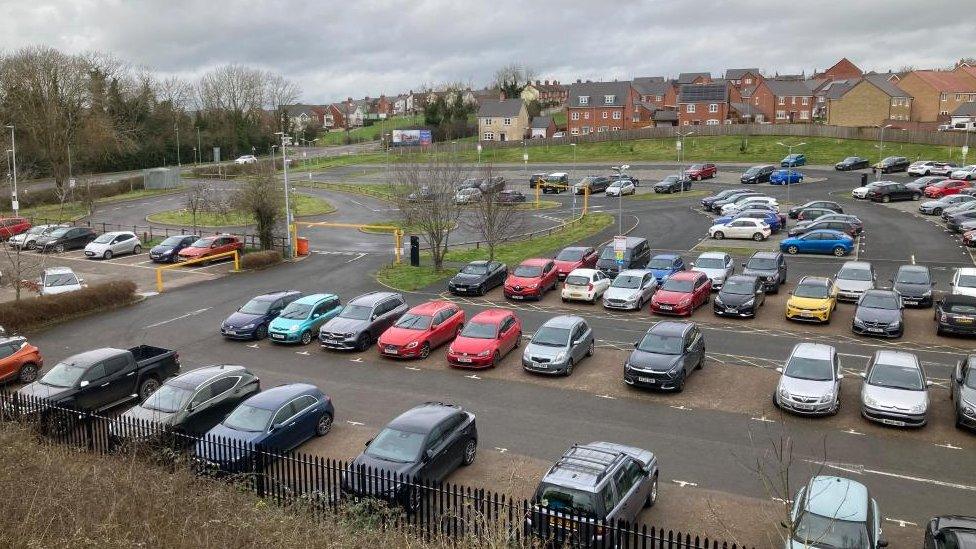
268,294,342,345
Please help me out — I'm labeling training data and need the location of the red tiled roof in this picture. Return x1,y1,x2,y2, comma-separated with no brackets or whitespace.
911,70,975,92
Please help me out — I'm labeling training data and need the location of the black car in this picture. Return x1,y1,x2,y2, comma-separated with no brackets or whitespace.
852,289,903,338
150,234,199,263
788,200,843,219
609,173,639,187
221,291,302,340
936,294,976,337
740,165,776,184
528,173,547,189
788,219,858,238
835,156,871,171
893,265,934,307
711,191,761,212
448,260,507,295
796,207,843,223
654,175,693,194
875,156,910,174
907,176,947,192
742,251,787,293
700,189,743,210
925,515,976,548
950,358,976,431
794,214,863,235
623,321,705,392
595,237,650,279
867,182,921,203
34,226,97,253
713,275,765,318
948,211,976,233
573,176,610,195
495,190,526,204
319,291,408,351
343,402,477,510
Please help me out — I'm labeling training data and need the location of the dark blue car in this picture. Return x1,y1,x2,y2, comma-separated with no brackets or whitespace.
194,383,334,472
770,169,804,185
715,210,782,232
220,290,302,340
781,153,806,167
149,234,200,263
780,229,854,257
648,254,686,283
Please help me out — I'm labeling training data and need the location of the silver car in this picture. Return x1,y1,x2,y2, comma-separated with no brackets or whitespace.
603,269,657,310
522,315,594,376
8,224,67,250
834,261,875,302
84,231,142,259
775,343,842,416
860,350,931,428
691,251,734,290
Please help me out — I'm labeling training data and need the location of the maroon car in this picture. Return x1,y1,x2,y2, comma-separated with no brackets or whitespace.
684,163,717,181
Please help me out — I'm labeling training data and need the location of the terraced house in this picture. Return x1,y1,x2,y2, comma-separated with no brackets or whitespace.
565,81,642,135
826,74,913,127
751,78,816,123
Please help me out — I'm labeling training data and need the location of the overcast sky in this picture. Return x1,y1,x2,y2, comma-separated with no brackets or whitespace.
1,0,972,103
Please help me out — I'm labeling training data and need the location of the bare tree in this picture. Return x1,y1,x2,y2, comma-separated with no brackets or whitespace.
493,63,536,100
389,158,465,271
0,238,47,302
233,165,283,250
184,180,210,233
460,165,525,261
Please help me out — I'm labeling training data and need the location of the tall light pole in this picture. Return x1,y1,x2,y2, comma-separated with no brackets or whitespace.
275,132,293,258
613,164,630,235
6,125,17,216
522,139,528,177
175,123,181,168
777,141,806,220
874,124,892,181
196,127,202,162
676,130,694,196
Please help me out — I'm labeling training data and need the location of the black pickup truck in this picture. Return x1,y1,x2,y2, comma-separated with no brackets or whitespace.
15,345,180,416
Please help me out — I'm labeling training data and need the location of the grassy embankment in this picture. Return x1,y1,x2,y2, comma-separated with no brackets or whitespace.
147,195,334,227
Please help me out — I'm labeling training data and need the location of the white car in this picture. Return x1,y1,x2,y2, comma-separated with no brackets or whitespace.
691,251,734,290
561,268,611,303
38,267,84,296
907,161,937,176
721,197,779,216
605,180,636,197
851,181,886,199
951,267,976,297
709,218,771,241
454,187,482,204
951,165,976,180
84,231,142,260
8,224,67,250
234,155,258,165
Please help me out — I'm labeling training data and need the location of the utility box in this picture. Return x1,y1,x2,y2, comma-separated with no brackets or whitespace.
410,236,420,267
860,173,868,186
143,167,180,189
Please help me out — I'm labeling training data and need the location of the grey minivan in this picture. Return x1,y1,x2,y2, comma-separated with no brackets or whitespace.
319,292,408,351
522,315,594,376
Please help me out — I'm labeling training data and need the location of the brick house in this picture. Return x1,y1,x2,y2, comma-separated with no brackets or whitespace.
826,74,913,127
633,77,676,111
897,70,976,122
724,68,763,88
677,82,735,126
324,104,346,129
954,64,976,88
815,79,858,120
677,72,712,85
374,95,392,117
283,104,328,129
477,98,529,142
534,80,568,107
565,81,640,135
529,116,557,138
815,57,863,81
751,79,816,123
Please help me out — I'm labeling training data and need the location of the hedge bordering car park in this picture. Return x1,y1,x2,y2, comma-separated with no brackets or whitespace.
0,280,138,334
0,175,144,212
240,249,282,270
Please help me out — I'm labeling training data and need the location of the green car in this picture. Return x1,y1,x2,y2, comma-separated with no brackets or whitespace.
268,293,342,345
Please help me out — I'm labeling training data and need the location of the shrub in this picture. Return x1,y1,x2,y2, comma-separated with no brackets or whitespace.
240,249,282,270
0,280,138,334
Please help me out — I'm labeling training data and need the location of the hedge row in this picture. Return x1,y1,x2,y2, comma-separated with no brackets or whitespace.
0,176,144,211
0,280,138,334
240,250,282,270
190,158,289,179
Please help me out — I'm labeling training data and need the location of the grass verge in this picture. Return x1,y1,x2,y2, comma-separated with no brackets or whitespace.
318,115,426,146
298,181,399,202
19,188,184,223
147,195,334,227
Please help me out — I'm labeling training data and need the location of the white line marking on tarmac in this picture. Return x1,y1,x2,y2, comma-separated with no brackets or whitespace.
595,394,616,400
671,480,698,488
669,405,691,411
494,447,508,454
346,420,364,426
349,357,363,363
465,374,481,380
935,442,962,450
247,343,260,349
346,252,367,263
811,460,976,491
405,366,420,371
751,416,775,423
842,429,866,436
143,307,211,328
296,351,309,356
884,518,917,528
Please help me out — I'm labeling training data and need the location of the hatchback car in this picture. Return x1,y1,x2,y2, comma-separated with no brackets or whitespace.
712,191,762,213
835,261,876,302
906,175,948,192
875,156,910,173
781,229,854,257
84,231,142,260
853,290,904,338
573,176,610,195
495,189,526,204
742,251,787,293
446,309,521,368
793,214,863,235
951,357,976,431
377,300,464,360
504,258,558,300
700,189,744,210
893,264,934,307
775,343,842,416
34,226,97,253
867,182,921,202
925,179,970,199
654,175,693,193
709,218,770,241
647,253,686,284
740,164,776,183
447,260,507,296
605,179,636,196
714,209,783,233
720,195,778,216
691,251,734,290
796,207,844,223
0,217,30,239
561,268,611,304
919,193,975,215
7,224,65,250
149,234,199,263
789,476,886,549
595,237,651,279
781,153,806,167
861,350,930,427
713,275,765,318
454,187,482,204
770,169,804,185
935,294,976,337
319,291,408,351
37,267,84,296
221,290,302,340
268,294,342,345
788,200,843,219
552,246,598,279
835,156,871,170
951,267,976,298
177,234,243,263
852,181,886,199
0,336,43,384
650,271,711,316
786,276,837,323
624,321,704,391
522,315,594,376
602,270,658,311
787,219,858,238
951,165,976,180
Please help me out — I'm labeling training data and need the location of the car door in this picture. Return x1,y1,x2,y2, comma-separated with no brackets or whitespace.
267,399,303,450
641,273,656,302
729,220,749,239
76,362,112,411
420,421,449,481
694,274,709,306
439,413,468,474
573,322,592,362
500,316,519,355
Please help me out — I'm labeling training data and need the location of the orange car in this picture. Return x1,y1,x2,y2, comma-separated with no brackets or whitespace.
176,234,243,262
0,337,43,384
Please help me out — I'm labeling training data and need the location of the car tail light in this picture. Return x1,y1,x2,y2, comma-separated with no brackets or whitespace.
587,283,593,291
174,352,180,365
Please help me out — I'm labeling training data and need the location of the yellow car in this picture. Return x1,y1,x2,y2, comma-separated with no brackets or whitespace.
786,276,837,323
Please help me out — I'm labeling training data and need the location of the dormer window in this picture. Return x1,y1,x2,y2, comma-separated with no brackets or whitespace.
579,95,589,105
604,95,615,104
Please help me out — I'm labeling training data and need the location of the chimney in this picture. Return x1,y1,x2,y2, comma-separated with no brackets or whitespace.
576,78,582,83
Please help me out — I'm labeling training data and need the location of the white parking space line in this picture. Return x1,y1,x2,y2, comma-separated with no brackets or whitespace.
143,307,211,329
810,460,976,492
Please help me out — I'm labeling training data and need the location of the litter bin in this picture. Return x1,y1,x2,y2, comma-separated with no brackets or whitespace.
296,237,310,256
410,236,420,267
860,173,868,186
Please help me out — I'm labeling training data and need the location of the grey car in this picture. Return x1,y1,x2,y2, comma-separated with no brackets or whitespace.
742,251,787,293
852,289,903,338
919,193,975,215
522,315,594,376
319,291,408,351
774,343,842,416
83,231,142,259
691,251,734,290
835,261,876,302
951,356,976,431
602,269,657,310
892,264,934,307
624,321,705,392
860,350,931,428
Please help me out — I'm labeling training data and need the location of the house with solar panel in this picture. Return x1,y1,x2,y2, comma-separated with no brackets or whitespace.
677,82,742,126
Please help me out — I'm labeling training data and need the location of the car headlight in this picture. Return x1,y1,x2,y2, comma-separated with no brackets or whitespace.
742,298,755,307
820,392,835,403
853,318,866,327
554,352,568,363
922,290,932,297
779,387,791,399
910,403,926,414
289,325,299,332
863,395,878,407
405,341,419,349
679,299,691,307
342,332,354,338
888,320,901,328
243,323,255,330
528,283,539,289
714,296,724,306
477,350,491,357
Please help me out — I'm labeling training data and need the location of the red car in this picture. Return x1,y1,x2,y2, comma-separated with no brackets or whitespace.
447,309,521,368
924,179,971,198
553,246,598,278
963,230,976,248
504,258,559,300
650,271,712,316
0,217,30,240
0,336,43,384
684,163,717,181
377,300,464,359
177,234,244,262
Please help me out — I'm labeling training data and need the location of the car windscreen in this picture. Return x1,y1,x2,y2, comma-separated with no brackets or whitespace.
661,175,680,183
366,427,424,463
794,283,829,299
394,313,432,330
338,304,372,320
460,322,497,339
746,258,776,270
514,265,543,277
860,293,899,309
793,513,870,549
637,333,683,355
844,157,860,162
47,228,70,238
896,270,929,284
785,356,833,381
239,298,273,315
946,301,976,314
661,278,693,292
25,226,45,235
160,236,189,246
222,405,273,432
39,361,88,388
957,274,976,288
142,384,193,413
44,273,79,287
611,275,643,289
688,165,703,170
722,279,755,295
534,483,599,518
600,247,632,260
648,258,674,270
565,275,590,286
460,264,488,275
531,326,570,347
869,362,924,391
556,248,585,261
279,302,313,320
92,234,116,244
190,238,215,247
744,167,761,175
837,267,872,281
695,257,726,269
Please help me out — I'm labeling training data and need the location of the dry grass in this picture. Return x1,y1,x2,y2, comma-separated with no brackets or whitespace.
0,280,138,334
240,249,283,270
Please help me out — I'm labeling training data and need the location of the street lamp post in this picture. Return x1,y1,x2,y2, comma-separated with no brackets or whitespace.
570,142,577,177
777,141,806,221
874,124,893,181
675,130,694,196
6,125,17,216
196,127,202,163
175,123,181,168
275,132,293,258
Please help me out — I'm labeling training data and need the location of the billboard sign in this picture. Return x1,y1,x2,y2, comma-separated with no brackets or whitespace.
392,129,433,147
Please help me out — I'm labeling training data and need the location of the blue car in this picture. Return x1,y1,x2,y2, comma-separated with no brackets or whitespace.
770,169,804,185
647,253,686,283
221,291,302,340
194,383,334,472
715,210,782,232
781,153,806,167
780,229,854,257
268,294,342,345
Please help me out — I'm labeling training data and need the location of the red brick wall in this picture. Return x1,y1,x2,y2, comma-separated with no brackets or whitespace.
677,101,729,126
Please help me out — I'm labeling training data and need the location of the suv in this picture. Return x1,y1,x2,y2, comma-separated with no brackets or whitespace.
595,237,650,279
742,251,787,293
875,156,910,173
541,172,569,193
319,291,408,351
574,176,610,195
528,442,659,546
684,163,717,180
529,173,547,188
867,182,921,202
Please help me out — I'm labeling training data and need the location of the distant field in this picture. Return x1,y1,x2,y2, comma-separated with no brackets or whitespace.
318,115,425,146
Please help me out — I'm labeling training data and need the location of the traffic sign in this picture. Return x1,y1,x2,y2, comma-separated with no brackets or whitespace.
69,178,76,188
522,153,528,161
613,235,627,261
676,140,682,150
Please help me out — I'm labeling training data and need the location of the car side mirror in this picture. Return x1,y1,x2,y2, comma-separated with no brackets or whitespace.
837,374,845,380
775,367,783,373
79,380,89,388
859,372,867,379
926,380,933,387
423,449,434,462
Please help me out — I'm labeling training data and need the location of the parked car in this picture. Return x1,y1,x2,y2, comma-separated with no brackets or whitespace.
925,179,971,199
925,516,976,548
149,234,199,263
0,217,30,239
0,336,43,384
624,321,704,391
605,179,636,197
964,229,976,248
951,267,976,297
700,189,744,210
561,268,611,304
713,275,765,318
650,271,711,316
110,365,261,445
455,178,482,191
405,186,435,203
860,350,930,427
770,169,804,185
647,253,686,284
740,164,776,184
691,251,734,290
714,210,783,233
893,264,934,307
446,309,521,368
774,343,842,416
7,224,66,250
527,442,658,547
835,156,871,170
653,175,692,193
454,187,482,204
477,176,506,193
602,270,658,311
781,153,806,167
34,226,97,253
787,219,859,238
528,173,547,189
788,476,887,548
709,218,770,241
875,156,910,173
793,214,863,235
780,229,854,257
852,181,887,199
945,210,976,233
918,193,975,215
684,163,717,180
786,276,837,324
906,175,948,192
573,176,610,195
866,182,921,202
495,190,526,204
788,200,843,219
935,294,976,336
742,251,788,293
177,234,243,263
522,315,594,376
950,357,976,431
268,294,342,345
712,191,762,213
234,155,257,164
609,173,639,187
942,200,976,219
852,289,904,338
835,261,876,302
908,160,956,176
504,258,558,300
377,301,464,360
720,195,778,216
540,172,569,193
319,291,408,351
951,165,976,180
448,260,507,296
595,237,650,279
37,267,84,296
221,290,302,340
84,231,142,259
552,246,598,279
796,207,845,223
343,403,477,510
194,383,333,472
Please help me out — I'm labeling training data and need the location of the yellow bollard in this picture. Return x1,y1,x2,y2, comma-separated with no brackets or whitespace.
156,269,163,294
535,182,541,210
233,250,240,271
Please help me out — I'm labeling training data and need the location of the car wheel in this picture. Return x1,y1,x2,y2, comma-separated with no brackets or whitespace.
564,359,574,377
644,474,659,508
138,376,160,402
753,232,765,242
772,392,780,408
477,284,485,296
133,244,142,254
17,362,39,383
675,371,686,393
881,195,890,203
419,342,431,359
300,331,312,345
102,250,113,260
462,438,477,466
586,340,595,357
54,244,65,254
255,324,268,340
514,331,522,348
713,231,725,240
833,246,847,257
934,208,943,215
491,351,500,368
912,193,921,201
357,333,371,352
315,412,333,436
787,245,799,255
